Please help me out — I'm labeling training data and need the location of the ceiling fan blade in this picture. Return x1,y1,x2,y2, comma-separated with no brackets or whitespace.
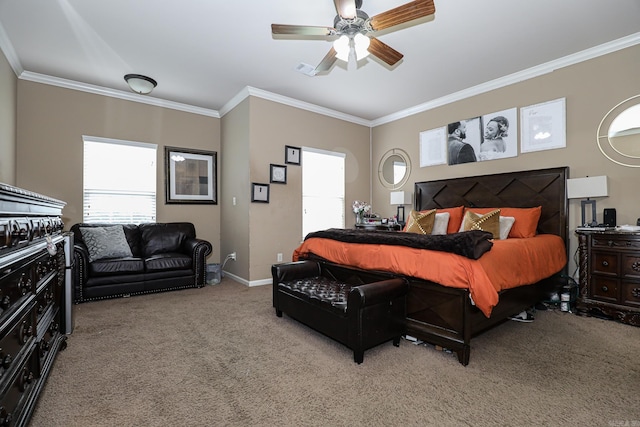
334,0,357,19
369,0,436,32
271,24,335,37
368,37,403,66
315,47,338,74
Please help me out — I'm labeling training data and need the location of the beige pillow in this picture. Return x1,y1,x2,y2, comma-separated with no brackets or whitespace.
460,209,501,239
405,209,437,234
499,216,515,240
431,212,450,235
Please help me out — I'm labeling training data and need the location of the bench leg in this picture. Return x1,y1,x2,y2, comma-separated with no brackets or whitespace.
275,308,282,317
393,336,400,347
353,351,364,364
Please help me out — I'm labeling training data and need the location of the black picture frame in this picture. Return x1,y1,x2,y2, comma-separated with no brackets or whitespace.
251,183,270,203
165,146,217,204
285,145,301,165
270,164,287,184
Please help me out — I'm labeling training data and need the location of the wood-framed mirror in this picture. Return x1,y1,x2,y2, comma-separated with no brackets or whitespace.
597,94,640,168
378,148,411,190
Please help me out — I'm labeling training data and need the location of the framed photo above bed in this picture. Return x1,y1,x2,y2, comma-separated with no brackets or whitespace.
520,98,566,153
165,146,217,204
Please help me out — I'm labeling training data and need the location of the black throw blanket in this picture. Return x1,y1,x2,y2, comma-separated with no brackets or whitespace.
304,229,493,260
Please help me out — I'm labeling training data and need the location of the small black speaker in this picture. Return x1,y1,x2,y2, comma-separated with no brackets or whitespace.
603,208,616,227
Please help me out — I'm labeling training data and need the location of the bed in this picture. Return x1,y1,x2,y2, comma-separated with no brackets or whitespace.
293,167,569,365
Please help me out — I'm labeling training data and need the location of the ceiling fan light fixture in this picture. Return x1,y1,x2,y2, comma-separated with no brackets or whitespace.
354,33,370,60
124,74,157,95
333,35,350,61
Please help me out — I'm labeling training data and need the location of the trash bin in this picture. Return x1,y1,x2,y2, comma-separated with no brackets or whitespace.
206,263,222,285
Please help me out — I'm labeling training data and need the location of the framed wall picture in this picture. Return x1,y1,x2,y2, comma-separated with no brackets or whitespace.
419,126,447,167
251,183,270,203
478,107,518,161
270,164,287,184
520,98,566,153
165,146,217,204
285,145,301,165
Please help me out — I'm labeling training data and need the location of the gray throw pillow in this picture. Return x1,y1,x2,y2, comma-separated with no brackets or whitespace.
80,225,133,262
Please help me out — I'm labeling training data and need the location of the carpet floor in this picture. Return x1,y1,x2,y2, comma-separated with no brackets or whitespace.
30,278,640,426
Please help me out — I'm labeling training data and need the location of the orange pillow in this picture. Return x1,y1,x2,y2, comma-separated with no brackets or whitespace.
438,206,465,233
402,206,464,233
462,206,542,238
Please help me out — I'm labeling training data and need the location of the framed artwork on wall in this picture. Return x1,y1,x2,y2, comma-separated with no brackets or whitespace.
270,164,287,184
165,146,217,204
285,145,301,165
520,98,566,153
251,183,270,203
419,126,447,167
478,107,518,161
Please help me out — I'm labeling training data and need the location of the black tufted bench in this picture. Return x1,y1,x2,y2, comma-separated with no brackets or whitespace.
272,260,408,364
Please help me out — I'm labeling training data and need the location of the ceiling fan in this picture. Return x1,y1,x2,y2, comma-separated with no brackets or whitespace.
271,0,436,75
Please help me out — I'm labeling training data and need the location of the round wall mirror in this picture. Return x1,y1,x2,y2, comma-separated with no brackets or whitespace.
597,94,640,167
378,148,411,190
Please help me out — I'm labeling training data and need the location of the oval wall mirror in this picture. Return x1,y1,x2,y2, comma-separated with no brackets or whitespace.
378,148,411,190
597,94,640,167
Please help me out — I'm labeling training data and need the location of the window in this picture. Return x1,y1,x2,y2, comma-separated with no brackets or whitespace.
302,147,345,239
83,136,157,224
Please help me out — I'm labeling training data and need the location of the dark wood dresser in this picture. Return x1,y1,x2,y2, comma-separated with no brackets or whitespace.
0,183,67,426
576,229,640,326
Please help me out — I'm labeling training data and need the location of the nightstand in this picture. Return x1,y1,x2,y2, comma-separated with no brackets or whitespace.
355,223,402,231
576,229,640,326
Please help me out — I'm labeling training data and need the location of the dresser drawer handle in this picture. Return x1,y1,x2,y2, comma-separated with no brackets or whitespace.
0,353,11,370
17,367,34,392
0,406,12,427
602,261,609,267
18,322,33,344
601,286,609,292
608,240,614,247
633,261,640,272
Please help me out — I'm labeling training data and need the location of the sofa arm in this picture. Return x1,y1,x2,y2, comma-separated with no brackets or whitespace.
272,260,322,283
72,243,91,302
348,278,408,309
183,237,212,287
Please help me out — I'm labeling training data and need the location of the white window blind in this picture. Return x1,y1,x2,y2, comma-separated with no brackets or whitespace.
83,136,157,224
302,147,345,239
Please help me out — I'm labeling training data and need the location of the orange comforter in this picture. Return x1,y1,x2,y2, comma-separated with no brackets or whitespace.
292,234,566,317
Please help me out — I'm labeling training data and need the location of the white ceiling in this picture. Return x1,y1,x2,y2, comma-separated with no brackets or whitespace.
1,0,639,123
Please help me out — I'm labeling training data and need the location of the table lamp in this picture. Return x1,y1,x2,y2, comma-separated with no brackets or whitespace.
566,176,608,227
390,191,412,224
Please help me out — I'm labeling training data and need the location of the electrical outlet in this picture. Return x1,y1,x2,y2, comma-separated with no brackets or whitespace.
229,252,236,261
277,253,283,262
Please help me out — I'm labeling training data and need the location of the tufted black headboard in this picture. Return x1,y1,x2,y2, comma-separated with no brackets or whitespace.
414,167,569,244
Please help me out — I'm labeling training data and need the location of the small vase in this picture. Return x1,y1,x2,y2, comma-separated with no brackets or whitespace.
355,212,364,224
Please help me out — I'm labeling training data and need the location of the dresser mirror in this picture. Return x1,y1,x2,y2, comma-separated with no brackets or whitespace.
378,148,411,190
597,94,640,167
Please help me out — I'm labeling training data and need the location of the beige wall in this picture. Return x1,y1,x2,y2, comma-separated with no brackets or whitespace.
0,48,16,185
16,80,222,261
222,96,371,283
372,44,640,277
220,98,251,280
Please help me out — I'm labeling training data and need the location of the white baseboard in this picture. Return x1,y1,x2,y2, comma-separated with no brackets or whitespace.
223,270,271,287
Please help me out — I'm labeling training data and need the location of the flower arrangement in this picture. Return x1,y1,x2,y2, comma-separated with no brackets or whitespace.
352,200,371,215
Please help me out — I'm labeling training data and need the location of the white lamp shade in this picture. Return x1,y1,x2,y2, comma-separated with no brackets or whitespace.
567,176,608,199
390,191,412,205
333,35,350,61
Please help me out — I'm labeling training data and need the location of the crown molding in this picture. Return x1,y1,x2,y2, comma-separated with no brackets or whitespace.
220,86,371,127
371,32,640,126
18,71,220,118
0,22,23,76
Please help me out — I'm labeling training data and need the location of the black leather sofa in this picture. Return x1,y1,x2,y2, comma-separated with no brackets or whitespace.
272,260,408,363
71,222,212,303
